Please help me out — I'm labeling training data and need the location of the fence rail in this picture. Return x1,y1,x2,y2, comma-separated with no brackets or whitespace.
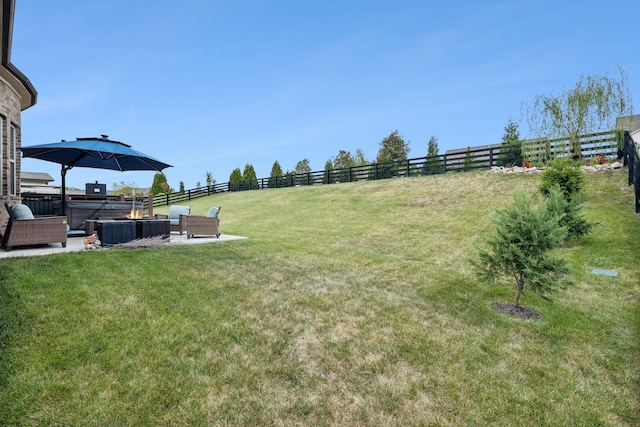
521,130,621,163
146,130,623,209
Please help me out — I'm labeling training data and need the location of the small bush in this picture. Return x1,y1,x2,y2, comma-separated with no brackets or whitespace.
545,185,596,241
471,189,571,308
539,158,585,199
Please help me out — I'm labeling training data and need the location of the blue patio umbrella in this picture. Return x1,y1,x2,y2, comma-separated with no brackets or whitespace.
20,136,172,214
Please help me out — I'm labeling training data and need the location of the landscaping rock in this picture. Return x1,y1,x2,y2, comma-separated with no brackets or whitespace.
490,166,541,174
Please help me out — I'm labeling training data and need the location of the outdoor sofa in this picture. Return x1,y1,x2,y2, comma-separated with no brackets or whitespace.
2,203,68,251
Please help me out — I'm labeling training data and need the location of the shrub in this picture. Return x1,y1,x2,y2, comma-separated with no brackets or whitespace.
545,185,596,241
539,158,585,199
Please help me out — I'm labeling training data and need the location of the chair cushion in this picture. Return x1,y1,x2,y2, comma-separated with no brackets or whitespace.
8,204,35,220
206,207,220,218
168,205,190,219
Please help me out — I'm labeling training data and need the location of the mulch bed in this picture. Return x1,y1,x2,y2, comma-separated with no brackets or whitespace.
492,301,541,321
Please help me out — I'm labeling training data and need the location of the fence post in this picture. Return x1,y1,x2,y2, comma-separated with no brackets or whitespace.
443,154,448,173
489,147,494,167
147,194,154,217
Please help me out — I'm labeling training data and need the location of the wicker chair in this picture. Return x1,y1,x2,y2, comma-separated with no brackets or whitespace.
3,203,68,251
155,205,190,234
185,206,221,239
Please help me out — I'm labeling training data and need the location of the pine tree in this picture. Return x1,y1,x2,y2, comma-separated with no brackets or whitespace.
229,168,242,191
497,118,522,166
242,164,258,190
424,135,443,174
150,172,172,195
471,190,571,308
269,161,283,188
463,147,473,171
545,185,595,242
539,158,585,199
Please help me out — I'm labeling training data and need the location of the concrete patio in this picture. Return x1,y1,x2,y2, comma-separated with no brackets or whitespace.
0,232,247,259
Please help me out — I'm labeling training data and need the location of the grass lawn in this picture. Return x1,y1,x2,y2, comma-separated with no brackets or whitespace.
1,170,638,426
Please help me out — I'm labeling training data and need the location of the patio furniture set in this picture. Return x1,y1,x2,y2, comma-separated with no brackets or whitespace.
1,203,221,251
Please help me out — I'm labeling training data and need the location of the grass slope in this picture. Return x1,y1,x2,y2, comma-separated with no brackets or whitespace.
1,170,638,426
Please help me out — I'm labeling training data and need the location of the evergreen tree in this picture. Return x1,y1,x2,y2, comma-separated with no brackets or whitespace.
545,185,595,242
150,172,173,195
424,135,444,174
376,130,410,163
242,163,258,190
497,118,522,166
471,190,571,308
463,146,473,171
179,181,185,193
269,161,283,188
539,158,585,200
229,168,242,182
229,168,243,191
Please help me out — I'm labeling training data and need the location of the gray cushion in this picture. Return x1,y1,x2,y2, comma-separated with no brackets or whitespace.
206,207,220,218
9,204,35,220
168,205,190,219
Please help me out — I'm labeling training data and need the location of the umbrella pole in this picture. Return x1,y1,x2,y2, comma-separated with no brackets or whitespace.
61,165,68,216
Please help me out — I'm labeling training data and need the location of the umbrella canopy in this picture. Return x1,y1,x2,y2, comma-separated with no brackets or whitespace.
20,136,172,214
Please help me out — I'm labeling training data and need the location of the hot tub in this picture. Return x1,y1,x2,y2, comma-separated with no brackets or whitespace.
54,200,143,230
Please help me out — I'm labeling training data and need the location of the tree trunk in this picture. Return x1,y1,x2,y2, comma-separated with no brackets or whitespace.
570,132,582,159
513,278,524,308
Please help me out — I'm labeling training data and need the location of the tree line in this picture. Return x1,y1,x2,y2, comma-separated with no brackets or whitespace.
122,66,630,196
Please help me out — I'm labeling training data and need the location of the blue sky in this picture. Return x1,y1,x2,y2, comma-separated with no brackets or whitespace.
12,0,639,190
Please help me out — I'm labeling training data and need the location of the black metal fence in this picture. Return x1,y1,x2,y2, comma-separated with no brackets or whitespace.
149,130,622,209
622,131,640,213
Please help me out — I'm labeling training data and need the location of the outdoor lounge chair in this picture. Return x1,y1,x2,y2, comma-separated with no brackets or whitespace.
155,205,190,234
185,206,221,239
2,203,68,251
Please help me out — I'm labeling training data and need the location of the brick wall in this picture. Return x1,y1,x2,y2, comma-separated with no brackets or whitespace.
0,76,24,233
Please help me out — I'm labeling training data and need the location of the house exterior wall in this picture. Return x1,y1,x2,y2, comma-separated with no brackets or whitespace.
0,75,22,230
0,0,37,235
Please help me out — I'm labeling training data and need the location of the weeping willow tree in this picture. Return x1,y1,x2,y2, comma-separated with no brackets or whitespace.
524,66,633,159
